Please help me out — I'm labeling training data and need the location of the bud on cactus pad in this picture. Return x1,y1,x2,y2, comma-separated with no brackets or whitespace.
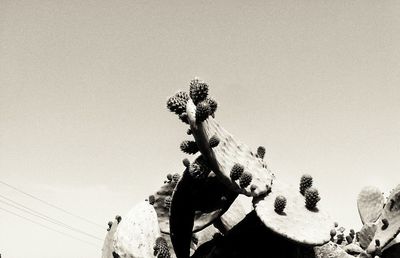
149,195,156,205
257,146,266,159
189,78,209,105
182,158,190,168
166,174,172,181
187,129,192,135
195,101,211,122
239,171,252,188
330,229,337,238
115,215,122,224
205,97,218,116
166,96,186,115
230,163,244,181
164,196,172,209
346,235,353,244
274,195,287,214
175,91,189,101
172,173,181,182
209,135,220,148
381,218,389,230
300,174,313,195
305,187,321,210
180,140,199,154
107,221,113,231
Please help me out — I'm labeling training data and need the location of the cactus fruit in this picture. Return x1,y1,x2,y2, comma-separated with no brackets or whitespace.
209,135,220,148
230,163,244,181
115,215,122,224
172,173,181,182
239,172,252,188
300,174,313,195
164,196,172,209
305,187,321,210
334,222,339,227
189,78,209,105
180,140,199,154
346,235,353,244
149,195,156,205
166,174,172,181
195,101,211,122
274,195,287,214
330,229,336,241
166,96,186,115
175,91,189,101
153,237,171,258
250,184,257,192
107,221,113,231
257,146,266,159
182,158,190,168
187,129,192,135
189,163,202,178
205,97,218,116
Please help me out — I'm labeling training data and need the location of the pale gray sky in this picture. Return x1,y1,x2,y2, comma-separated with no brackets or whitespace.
1,1,400,257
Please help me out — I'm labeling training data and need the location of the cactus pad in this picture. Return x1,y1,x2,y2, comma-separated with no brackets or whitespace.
112,202,161,258
186,98,274,197
255,179,333,245
314,242,354,258
357,186,384,224
366,184,400,253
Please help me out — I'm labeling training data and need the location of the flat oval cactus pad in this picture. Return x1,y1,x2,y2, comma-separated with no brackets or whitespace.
113,201,161,258
357,186,384,224
186,99,274,197
255,179,332,246
314,242,354,258
367,184,400,253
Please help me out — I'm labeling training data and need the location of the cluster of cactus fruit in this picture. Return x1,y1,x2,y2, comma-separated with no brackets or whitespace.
101,78,400,258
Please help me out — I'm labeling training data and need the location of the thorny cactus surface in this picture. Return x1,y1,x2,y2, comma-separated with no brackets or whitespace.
102,78,398,258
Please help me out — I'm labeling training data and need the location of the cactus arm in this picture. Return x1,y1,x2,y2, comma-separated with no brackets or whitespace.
357,186,384,225
185,99,274,197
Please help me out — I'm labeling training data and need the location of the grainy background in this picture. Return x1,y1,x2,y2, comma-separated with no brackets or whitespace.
1,1,399,257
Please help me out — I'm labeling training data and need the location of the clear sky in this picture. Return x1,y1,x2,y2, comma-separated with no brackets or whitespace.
1,0,399,257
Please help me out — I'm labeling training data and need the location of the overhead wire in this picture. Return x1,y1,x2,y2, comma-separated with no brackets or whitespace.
0,195,103,241
0,206,100,249
0,180,104,229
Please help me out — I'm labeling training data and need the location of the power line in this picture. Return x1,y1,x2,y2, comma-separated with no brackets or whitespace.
0,195,103,241
0,180,104,229
0,206,100,249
